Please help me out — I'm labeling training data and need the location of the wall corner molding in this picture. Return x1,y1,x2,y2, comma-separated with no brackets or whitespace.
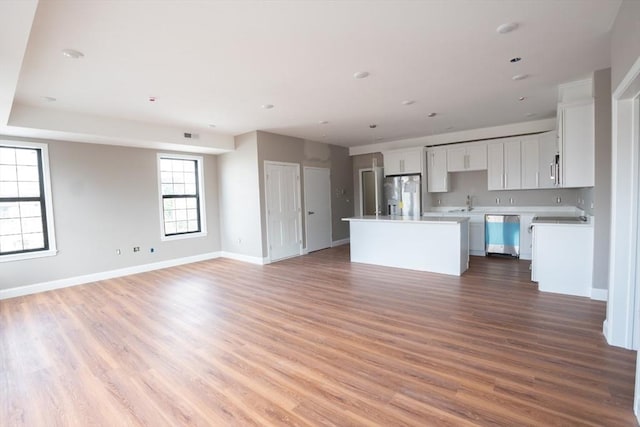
590,288,608,301
332,238,350,247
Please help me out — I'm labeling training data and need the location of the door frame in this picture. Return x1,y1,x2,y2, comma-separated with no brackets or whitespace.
303,166,332,253
263,161,303,263
358,167,372,216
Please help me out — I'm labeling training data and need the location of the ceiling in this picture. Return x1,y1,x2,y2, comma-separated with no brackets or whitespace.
0,0,621,153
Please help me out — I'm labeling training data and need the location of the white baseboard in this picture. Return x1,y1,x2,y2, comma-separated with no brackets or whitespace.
332,238,350,247
603,319,611,344
0,252,222,300
591,288,608,301
219,251,266,265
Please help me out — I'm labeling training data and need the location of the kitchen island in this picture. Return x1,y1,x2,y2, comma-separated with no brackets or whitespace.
343,216,470,276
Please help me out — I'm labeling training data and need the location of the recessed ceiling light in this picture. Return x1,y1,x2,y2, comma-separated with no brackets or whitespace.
496,23,519,34
61,49,84,59
261,104,274,109
427,112,437,118
519,96,526,101
353,71,370,79
510,57,522,63
512,74,528,81
318,120,329,125
42,96,56,102
402,100,415,106
369,124,377,129
148,96,157,102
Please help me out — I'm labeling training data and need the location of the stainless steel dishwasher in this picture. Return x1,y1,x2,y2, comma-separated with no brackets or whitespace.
485,214,520,257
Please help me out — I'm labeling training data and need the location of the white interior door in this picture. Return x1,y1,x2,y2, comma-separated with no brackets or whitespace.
304,167,332,252
265,162,302,261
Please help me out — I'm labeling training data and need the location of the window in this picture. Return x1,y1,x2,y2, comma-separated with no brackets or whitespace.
157,154,206,240
0,141,56,261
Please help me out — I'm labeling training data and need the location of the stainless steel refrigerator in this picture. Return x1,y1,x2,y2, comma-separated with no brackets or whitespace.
384,174,421,217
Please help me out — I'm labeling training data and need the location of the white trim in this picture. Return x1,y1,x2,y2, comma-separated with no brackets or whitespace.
0,139,57,262
219,251,266,265
332,238,350,247
0,251,221,300
607,53,640,349
590,288,608,301
157,152,207,241
358,167,372,216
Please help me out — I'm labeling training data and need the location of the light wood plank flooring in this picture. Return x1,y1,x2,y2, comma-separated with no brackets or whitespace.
1,246,637,426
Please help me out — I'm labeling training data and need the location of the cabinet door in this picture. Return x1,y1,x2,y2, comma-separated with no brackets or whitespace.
466,144,487,171
519,214,534,260
446,147,466,172
504,140,521,189
382,151,403,176
521,138,539,189
487,143,504,190
402,150,422,174
538,131,558,189
469,222,485,256
427,149,448,192
561,102,594,187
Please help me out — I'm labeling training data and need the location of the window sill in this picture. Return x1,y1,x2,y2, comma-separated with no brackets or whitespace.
0,248,58,263
161,231,208,242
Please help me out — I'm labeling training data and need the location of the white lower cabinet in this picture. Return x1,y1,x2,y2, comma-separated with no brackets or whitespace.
469,217,485,256
519,214,534,260
532,222,594,297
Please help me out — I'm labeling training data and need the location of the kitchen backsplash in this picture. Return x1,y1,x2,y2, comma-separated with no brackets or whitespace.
426,170,589,211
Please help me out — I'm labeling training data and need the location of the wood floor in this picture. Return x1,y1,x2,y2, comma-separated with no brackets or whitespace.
1,246,637,426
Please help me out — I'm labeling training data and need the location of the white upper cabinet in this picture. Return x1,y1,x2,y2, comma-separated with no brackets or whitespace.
426,147,448,192
383,147,423,176
559,100,594,188
520,132,558,190
487,138,521,190
521,137,539,189
537,131,558,189
446,142,487,172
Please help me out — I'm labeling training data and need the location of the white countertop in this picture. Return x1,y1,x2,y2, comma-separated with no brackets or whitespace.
343,215,469,224
425,206,585,215
531,216,593,227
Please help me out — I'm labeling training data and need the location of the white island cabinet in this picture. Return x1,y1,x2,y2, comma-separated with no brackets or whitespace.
531,218,594,297
343,216,469,276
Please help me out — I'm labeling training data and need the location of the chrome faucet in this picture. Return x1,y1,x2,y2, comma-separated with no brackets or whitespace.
466,194,473,211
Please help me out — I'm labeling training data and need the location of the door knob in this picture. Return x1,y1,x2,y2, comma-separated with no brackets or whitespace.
308,211,315,215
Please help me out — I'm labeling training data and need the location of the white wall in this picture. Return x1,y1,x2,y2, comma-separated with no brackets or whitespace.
0,136,221,291
217,131,264,259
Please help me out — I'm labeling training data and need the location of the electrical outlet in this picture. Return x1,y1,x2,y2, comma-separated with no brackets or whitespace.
133,246,140,252
496,197,500,204
556,196,562,204
116,249,121,255
509,197,514,205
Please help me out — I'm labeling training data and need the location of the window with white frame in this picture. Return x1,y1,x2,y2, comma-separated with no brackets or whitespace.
157,154,206,239
0,141,56,261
